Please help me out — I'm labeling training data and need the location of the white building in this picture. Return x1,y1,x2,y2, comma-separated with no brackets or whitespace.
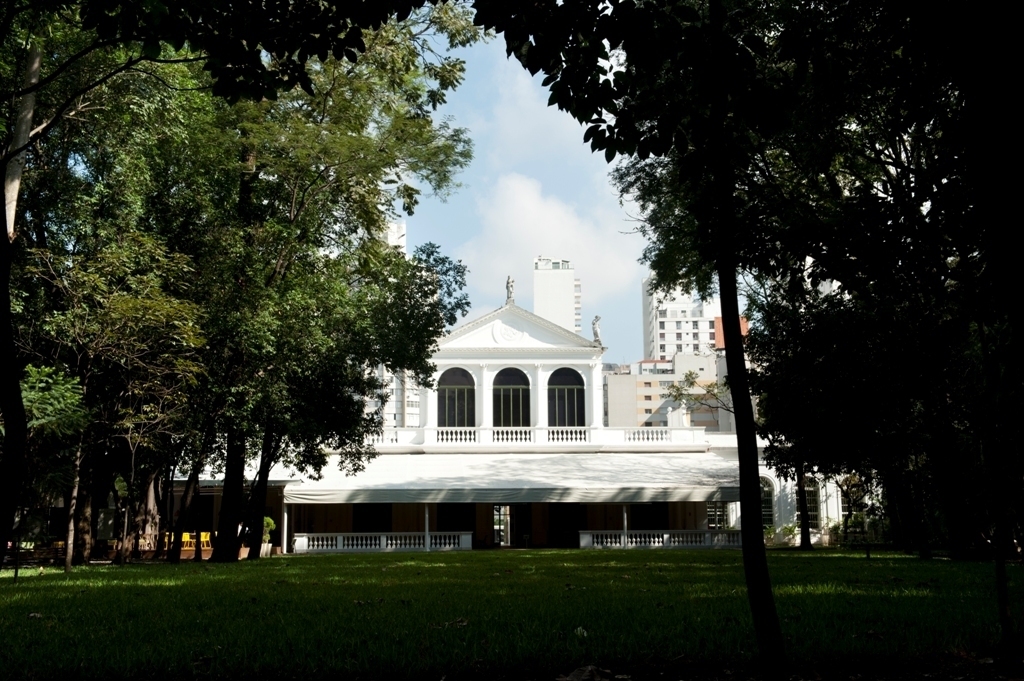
605,354,722,430
533,256,582,333
192,299,844,554
642,275,722,360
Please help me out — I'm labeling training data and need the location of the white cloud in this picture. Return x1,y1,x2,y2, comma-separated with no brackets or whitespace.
457,173,645,313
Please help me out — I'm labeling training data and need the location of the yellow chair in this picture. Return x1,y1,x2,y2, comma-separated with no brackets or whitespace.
182,532,195,550
200,532,212,549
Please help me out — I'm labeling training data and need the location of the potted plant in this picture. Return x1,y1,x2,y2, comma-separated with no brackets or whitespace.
261,516,276,557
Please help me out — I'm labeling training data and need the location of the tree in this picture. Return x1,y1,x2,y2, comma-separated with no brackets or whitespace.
0,0,481,566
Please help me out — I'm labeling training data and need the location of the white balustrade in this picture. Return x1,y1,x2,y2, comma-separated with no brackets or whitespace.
623,428,671,443
435,428,477,444
546,427,590,443
579,529,741,549
293,532,473,553
492,427,533,443
367,426,712,448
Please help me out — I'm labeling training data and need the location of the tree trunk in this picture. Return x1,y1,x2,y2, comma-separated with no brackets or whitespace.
245,429,278,561
64,446,84,573
210,427,245,562
0,47,41,566
75,461,94,564
4,42,41,240
168,462,200,564
0,227,28,569
718,262,786,658
795,462,812,550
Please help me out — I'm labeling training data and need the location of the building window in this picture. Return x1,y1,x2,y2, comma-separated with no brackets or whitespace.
709,321,715,329
548,367,586,427
693,344,699,352
675,321,682,329
709,333,716,341
644,408,653,414
437,368,475,427
673,333,680,341
494,368,530,427
659,381,672,387
676,344,683,351
659,321,665,330
659,332,665,340
803,478,820,530
692,321,699,329
707,501,728,529
692,333,699,340
760,477,774,528
644,395,652,401
644,382,652,388
659,344,666,351
658,310,667,318
659,355,666,360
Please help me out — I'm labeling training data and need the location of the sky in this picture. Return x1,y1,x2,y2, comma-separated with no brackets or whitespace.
402,38,650,366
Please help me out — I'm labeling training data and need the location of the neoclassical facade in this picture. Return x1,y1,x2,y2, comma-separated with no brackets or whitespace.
180,302,844,553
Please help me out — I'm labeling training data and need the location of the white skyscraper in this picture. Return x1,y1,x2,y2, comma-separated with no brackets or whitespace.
533,256,582,333
641,274,721,360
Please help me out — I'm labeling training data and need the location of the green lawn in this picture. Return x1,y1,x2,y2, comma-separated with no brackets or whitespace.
0,550,1018,680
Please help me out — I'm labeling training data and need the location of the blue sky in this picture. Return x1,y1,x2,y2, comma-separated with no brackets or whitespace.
403,39,650,365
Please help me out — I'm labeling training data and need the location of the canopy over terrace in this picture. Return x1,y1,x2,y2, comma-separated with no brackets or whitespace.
282,452,740,505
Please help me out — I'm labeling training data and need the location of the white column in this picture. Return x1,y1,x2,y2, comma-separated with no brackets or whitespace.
478,364,492,429
535,364,552,429
424,372,438,428
282,503,289,554
529,364,543,427
425,504,431,552
588,362,603,427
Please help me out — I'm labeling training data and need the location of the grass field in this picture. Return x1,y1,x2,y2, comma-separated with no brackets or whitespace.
0,550,1019,680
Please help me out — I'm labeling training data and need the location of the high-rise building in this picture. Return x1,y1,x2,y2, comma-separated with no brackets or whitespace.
641,274,721,360
373,222,420,427
604,353,723,429
533,256,582,333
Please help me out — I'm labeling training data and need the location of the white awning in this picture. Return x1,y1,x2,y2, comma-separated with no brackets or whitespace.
282,452,739,504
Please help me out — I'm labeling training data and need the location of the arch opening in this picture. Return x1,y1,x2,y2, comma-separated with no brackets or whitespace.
437,368,475,427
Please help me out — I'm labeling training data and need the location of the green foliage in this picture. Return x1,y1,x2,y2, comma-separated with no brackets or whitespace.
262,516,276,543
11,365,88,439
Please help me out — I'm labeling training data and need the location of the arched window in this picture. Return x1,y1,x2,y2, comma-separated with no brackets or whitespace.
493,368,530,427
437,368,475,427
760,477,775,528
803,477,820,530
548,368,586,427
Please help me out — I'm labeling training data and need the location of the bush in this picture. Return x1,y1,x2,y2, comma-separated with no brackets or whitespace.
262,517,276,544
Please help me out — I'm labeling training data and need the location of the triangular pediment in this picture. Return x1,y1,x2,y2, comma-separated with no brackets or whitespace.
438,304,601,351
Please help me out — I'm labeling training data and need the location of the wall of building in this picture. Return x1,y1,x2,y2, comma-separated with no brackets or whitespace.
534,256,581,333
642,276,722,360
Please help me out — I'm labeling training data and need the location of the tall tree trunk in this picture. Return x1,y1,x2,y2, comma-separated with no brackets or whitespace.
0,47,41,566
4,42,41,240
169,462,200,564
210,427,245,562
718,262,785,658
795,461,812,550
0,228,28,569
64,445,84,573
75,458,94,564
245,428,278,561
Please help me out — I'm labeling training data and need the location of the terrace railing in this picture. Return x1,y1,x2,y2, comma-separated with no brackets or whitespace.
579,529,741,549
375,426,712,448
293,531,473,554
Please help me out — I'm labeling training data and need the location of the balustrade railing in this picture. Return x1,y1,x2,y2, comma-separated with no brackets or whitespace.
623,428,671,443
546,427,590,443
492,427,533,443
436,428,477,444
579,529,741,549
293,532,472,553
